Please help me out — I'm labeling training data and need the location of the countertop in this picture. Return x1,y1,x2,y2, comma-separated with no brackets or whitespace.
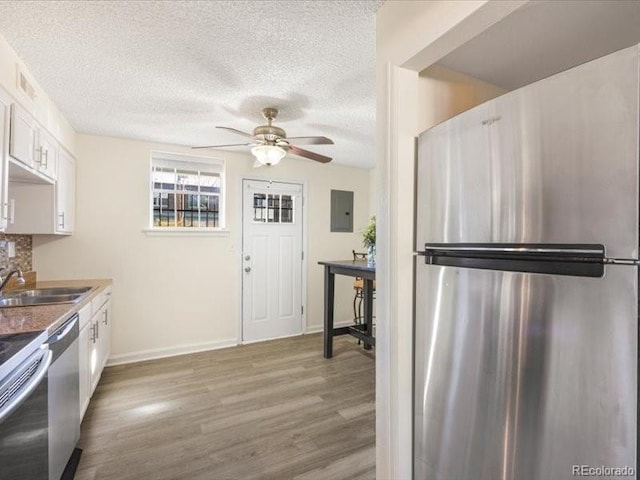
0,279,113,337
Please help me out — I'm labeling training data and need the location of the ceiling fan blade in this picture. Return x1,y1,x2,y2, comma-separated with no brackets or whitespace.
284,136,334,145
192,143,254,149
287,145,332,163
215,126,255,139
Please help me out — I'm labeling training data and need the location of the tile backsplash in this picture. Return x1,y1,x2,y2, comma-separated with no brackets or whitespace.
0,234,32,271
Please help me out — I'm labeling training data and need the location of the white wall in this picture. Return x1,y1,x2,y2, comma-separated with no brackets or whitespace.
418,63,507,129
0,33,76,153
32,134,370,362
375,1,524,478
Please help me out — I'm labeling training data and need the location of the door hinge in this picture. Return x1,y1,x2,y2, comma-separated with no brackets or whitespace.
301,251,304,260
301,306,304,315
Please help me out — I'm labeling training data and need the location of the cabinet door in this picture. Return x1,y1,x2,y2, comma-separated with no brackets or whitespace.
89,314,101,395
98,300,111,370
9,104,36,168
36,129,58,180
78,305,91,421
0,91,10,231
56,150,75,233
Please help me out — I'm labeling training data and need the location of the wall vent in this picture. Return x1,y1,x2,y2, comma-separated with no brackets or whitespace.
16,67,37,101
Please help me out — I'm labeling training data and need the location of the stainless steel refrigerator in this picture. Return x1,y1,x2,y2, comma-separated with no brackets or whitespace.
414,45,638,479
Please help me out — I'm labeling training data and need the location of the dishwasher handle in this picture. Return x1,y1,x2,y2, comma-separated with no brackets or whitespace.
0,346,52,424
49,315,78,345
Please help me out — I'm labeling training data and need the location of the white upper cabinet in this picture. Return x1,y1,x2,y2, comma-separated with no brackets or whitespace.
3,94,75,235
56,149,75,233
36,128,58,180
8,102,56,184
9,103,37,169
6,147,76,235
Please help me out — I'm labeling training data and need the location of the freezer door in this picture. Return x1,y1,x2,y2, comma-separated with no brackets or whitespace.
416,45,639,259
414,263,637,480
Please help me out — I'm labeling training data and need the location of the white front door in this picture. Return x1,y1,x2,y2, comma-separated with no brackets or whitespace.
242,179,303,343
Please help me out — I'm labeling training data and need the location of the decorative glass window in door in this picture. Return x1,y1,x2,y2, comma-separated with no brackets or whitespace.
253,193,294,224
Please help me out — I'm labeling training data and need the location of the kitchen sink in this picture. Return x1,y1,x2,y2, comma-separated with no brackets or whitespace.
0,286,92,307
2,287,92,298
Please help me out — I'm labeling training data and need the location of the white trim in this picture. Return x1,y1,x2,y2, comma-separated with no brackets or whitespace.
240,331,304,345
305,320,355,335
301,180,309,333
236,185,243,343
106,338,238,366
150,150,224,169
143,227,230,237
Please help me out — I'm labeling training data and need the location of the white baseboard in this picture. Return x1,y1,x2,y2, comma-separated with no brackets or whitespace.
107,323,356,366
305,320,354,334
241,331,304,345
106,338,238,366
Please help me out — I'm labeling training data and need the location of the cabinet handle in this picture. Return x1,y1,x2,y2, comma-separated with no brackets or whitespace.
2,202,8,223
58,212,65,229
103,309,108,325
9,199,15,225
42,149,48,169
91,323,97,343
35,146,42,165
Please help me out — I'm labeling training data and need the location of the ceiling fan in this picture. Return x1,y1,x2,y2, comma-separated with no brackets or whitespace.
193,107,334,166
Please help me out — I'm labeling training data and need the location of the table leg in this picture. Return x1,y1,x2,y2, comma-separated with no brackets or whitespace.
363,278,373,350
323,265,335,358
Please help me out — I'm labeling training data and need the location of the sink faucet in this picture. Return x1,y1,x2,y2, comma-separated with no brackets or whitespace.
0,268,25,293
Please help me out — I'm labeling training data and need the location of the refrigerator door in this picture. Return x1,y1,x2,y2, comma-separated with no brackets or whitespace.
416,45,639,259
414,262,637,480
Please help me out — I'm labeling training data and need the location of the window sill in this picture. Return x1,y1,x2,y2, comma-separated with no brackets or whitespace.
143,228,230,237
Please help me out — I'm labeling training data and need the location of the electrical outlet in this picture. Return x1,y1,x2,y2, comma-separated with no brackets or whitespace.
7,242,15,258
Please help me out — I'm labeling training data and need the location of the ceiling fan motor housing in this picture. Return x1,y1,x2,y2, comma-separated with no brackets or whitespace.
253,124,286,142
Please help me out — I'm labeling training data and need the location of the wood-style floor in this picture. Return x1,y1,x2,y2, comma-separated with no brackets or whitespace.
75,333,375,480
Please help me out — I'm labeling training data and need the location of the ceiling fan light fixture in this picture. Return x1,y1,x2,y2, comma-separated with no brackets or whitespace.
251,145,286,166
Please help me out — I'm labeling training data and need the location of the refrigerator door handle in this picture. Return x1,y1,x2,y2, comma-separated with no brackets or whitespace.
417,243,608,278
420,244,605,256
604,258,640,265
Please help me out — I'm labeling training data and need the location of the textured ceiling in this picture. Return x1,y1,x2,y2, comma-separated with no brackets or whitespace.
0,0,380,168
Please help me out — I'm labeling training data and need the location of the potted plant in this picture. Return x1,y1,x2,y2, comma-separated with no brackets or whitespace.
362,216,376,265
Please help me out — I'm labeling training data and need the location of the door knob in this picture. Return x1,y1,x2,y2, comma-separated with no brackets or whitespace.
244,267,251,273
245,255,251,261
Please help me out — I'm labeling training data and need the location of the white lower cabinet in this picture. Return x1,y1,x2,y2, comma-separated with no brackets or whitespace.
79,286,113,421
97,299,112,372
78,303,92,420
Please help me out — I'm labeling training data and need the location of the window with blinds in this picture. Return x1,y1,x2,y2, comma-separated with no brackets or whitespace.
150,153,224,230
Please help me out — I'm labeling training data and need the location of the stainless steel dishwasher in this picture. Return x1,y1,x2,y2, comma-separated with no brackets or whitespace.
47,314,80,480
0,331,51,480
